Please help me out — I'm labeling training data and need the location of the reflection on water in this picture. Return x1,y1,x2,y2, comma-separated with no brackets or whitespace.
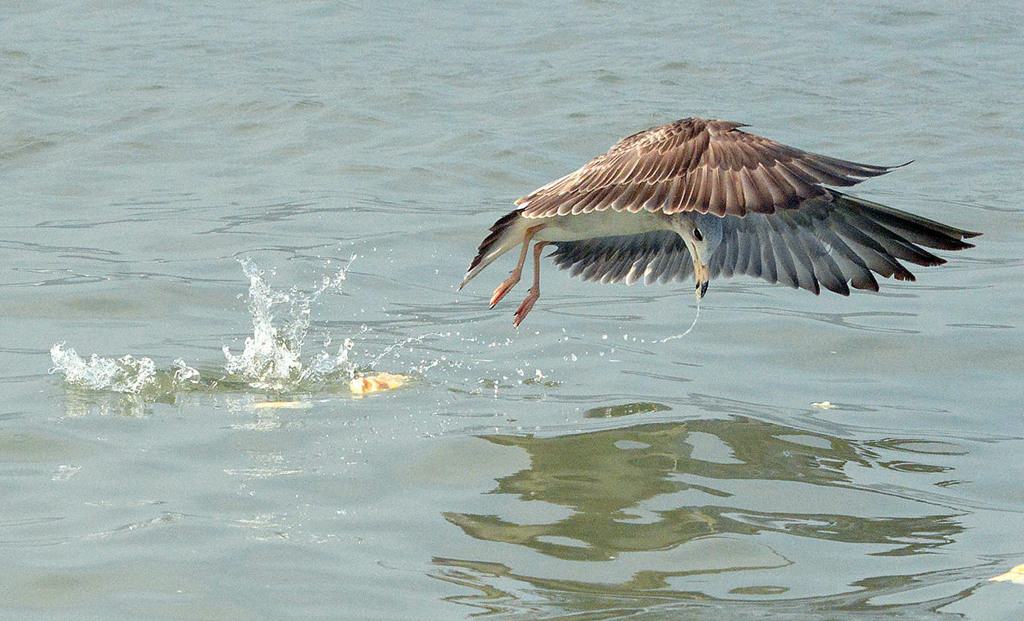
584,402,671,418
433,556,991,619
435,414,974,617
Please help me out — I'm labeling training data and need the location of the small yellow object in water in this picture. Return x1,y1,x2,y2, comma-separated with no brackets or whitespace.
812,401,836,409
350,372,407,395
990,564,1024,584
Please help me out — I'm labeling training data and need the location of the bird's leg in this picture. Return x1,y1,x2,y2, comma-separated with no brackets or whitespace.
513,241,549,327
490,225,544,308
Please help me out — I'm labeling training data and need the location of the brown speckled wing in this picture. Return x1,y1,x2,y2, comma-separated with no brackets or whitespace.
518,118,896,218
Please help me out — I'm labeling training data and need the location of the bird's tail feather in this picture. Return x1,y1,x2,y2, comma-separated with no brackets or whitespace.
459,209,526,289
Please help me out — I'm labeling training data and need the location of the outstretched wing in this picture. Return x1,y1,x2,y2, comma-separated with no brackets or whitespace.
549,230,694,286
548,193,978,295
518,118,897,219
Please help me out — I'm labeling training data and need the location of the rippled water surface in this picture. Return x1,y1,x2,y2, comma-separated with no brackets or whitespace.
3,1,1023,619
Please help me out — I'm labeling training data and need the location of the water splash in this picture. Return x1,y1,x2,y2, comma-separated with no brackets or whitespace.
48,344,202,417
49,344,162,394
48,256,562,413
221,258,356,390
50,257,360,402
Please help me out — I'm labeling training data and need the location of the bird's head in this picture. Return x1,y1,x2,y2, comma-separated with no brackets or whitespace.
679,213,723,300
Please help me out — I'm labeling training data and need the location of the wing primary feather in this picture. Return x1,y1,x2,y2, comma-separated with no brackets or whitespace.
772,216,820,293
830,217,916,280
764,218,800,289
805,220,876,291
837,194,979,249
758,221,779,283
841,210,945,266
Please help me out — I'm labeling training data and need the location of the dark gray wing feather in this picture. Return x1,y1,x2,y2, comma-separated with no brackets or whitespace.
549,193,978,294
550,231,694,286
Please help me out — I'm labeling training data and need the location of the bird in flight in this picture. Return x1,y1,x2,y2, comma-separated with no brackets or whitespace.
460,117,979,326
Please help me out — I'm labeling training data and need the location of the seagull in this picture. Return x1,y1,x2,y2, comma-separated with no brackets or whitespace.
460,117,979,326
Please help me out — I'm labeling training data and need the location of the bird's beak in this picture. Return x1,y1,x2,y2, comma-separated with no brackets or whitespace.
695,261,709,300
690,245,710,300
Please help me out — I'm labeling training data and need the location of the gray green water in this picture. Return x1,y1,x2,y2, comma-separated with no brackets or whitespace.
3,1,1023,619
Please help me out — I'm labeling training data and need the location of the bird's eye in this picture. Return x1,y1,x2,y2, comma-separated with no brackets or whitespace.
692,228,703,242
